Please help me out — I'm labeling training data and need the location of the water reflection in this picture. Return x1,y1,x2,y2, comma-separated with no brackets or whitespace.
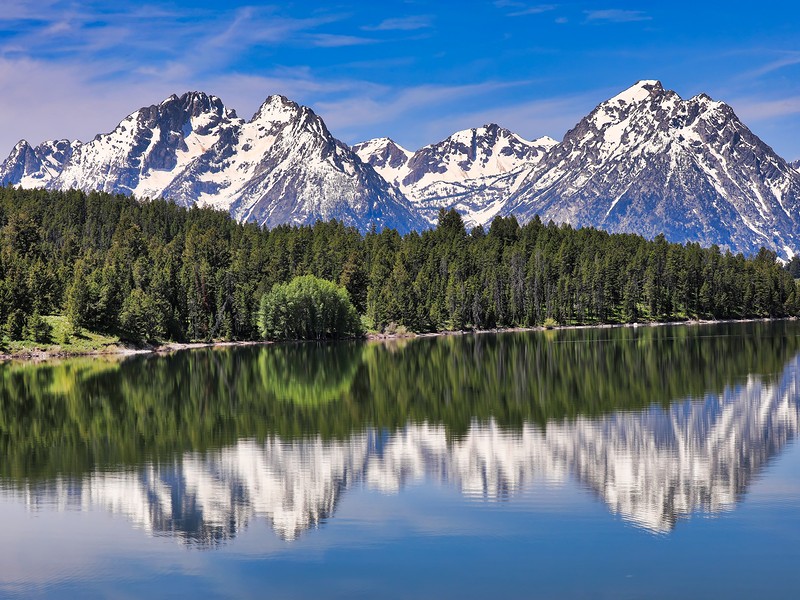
14,350,800,541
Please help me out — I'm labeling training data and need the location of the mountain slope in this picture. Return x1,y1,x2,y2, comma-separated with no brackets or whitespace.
1,92,425,234
355,125,556,227
502,80,800,259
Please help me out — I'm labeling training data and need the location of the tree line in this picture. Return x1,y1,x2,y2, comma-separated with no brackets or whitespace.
0,186,798,343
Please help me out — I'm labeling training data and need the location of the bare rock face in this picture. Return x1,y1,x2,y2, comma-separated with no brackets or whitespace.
0,92,425,234
501,80,800,260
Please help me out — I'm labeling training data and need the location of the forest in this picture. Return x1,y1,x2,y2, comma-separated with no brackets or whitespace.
0,186,798,343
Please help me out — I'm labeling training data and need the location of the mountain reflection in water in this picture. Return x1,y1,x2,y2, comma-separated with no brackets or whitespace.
12,342,800,545
0,322,800,547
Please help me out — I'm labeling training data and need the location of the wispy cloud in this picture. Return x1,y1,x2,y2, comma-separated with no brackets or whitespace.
508,5,557,17
728,95,800,121
363,15,433,31
0,2,361,149
306,34,377,47
584,9,652,23
741,52,800,79
494,2,558,17
313,80,543,148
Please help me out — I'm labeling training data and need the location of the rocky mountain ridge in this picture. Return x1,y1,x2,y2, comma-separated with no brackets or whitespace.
0,91,425,234
354,125,557,227
2,82,800,257
501,80,800,259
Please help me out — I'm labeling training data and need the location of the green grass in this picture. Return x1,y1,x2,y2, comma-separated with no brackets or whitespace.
1,315,128,357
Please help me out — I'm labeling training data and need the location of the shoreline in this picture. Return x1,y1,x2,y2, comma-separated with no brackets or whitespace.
366,316,796,341
0,339,274,362
1,316,793,362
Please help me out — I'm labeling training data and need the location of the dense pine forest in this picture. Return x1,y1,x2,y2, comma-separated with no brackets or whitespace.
0,186,798,344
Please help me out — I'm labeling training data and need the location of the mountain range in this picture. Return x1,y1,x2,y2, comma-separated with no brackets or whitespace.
353,126,557,227
2,81,800,258
0,92,425,234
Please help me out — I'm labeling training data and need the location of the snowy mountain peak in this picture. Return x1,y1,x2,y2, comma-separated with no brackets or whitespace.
534,135,559,147
502,80,800,259
355,123,557,227
405,122,554,186
0,138,79,188
608,79,664,105
252,94,305,125
3,80,800,255
352,137,411,158
0,90,424,234
351,138,412,179
11,139,31,153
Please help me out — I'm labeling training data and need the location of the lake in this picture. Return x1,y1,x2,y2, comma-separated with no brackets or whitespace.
1,321,800,598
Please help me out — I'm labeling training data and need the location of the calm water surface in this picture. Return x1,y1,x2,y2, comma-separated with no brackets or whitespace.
1,322,800,598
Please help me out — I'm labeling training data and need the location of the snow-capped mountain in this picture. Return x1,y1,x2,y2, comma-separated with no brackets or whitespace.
3,82,800,255
16,352,800,542
0,92,425,234
791,159,800,173
502,80,800,260
0,139,79,188
355,125,556,227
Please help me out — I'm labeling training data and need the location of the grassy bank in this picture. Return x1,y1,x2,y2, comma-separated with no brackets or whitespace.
1,315,136,359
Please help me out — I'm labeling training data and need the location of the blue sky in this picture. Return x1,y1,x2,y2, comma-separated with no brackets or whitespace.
1,1,800,159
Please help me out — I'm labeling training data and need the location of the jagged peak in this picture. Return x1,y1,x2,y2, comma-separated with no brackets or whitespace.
251,94,304,123
606,79,665,106
439,124,555,153
11,139,32,153
156,91,231,119
353,137,411,156
688,91,727,114
160,93,180,105
450,123,504,140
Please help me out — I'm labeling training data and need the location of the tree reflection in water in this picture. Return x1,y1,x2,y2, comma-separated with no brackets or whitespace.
2,321,800,544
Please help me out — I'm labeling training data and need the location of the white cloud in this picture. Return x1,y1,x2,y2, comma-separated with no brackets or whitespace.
728,95,800,121
507,5,557,17
305,34,378,47
362,16,433,31
584,9,651,23
740,53,800,79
